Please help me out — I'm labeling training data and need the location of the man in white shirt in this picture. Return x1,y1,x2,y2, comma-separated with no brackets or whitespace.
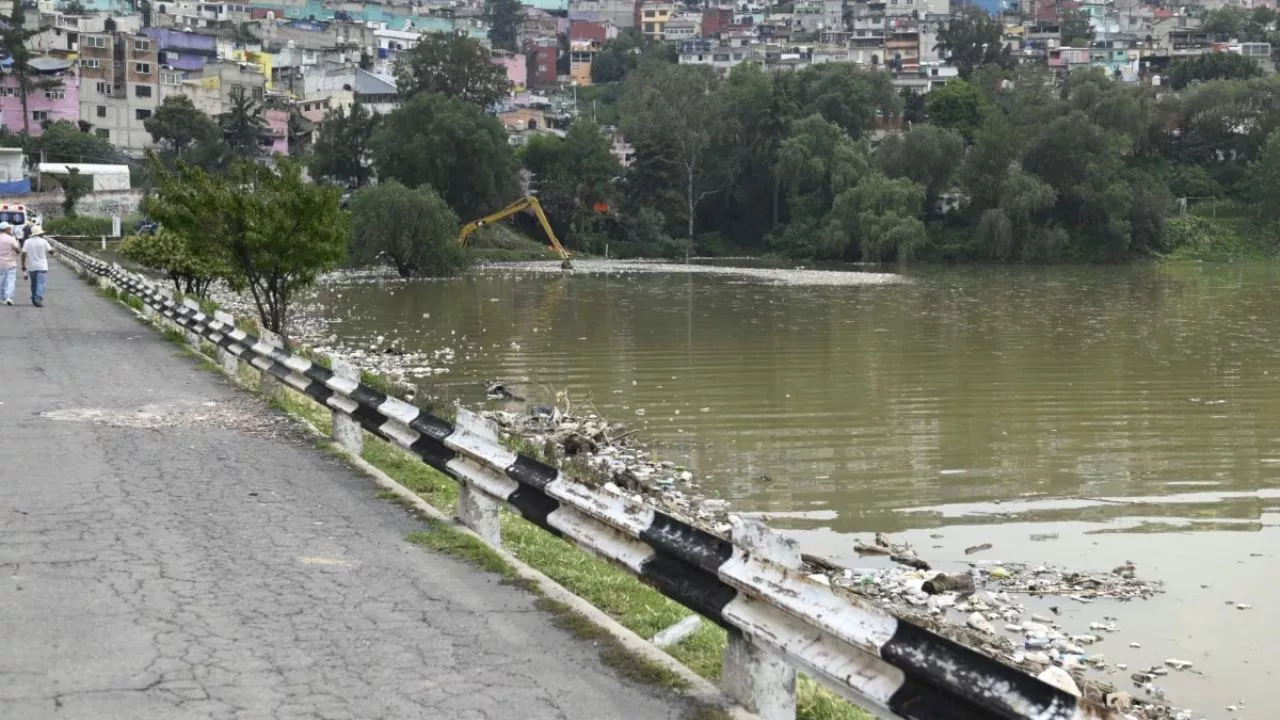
20,226,50,307
0,222,18,306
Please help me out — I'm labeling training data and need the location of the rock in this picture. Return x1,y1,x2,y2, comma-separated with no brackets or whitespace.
966,612,995,634
1165,659,1194,671
921,572,975,595
964,543,993,555
1037,666,1081,697
1106,692,1134,711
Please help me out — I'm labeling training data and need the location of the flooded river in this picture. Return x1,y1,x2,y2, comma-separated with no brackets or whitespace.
304,261,1280,716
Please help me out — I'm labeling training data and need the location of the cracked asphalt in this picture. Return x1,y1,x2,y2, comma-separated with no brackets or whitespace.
0,268,693,720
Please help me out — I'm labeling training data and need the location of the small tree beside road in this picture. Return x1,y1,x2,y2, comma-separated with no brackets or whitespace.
147,157,347,337
348,181,467,277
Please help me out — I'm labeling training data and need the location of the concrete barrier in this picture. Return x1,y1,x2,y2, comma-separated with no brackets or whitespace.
55,242,1118,720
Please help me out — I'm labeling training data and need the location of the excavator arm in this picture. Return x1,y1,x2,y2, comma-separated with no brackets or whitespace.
457,195,573,268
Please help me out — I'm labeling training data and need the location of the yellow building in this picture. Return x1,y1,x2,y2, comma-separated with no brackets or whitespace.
638,1,673,40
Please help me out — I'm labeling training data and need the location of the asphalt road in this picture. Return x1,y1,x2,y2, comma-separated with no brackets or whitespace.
0,265,692,720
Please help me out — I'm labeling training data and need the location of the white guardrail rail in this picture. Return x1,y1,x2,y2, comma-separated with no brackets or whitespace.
57,242,1118,720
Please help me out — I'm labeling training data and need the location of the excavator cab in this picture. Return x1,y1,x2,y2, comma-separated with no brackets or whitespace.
457,195,573,270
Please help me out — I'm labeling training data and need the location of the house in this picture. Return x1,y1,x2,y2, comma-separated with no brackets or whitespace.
493,50,528,92
0,58,79,137
527,38,558,87
637,1,674,40
302,63,399,115
78,30,160,150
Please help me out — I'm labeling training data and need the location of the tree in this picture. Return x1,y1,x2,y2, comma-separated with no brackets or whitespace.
119,227,227,298
57,167,91,216
485,0,522,53
394,33,511,108
0,0,60,135
1169,53,1262,90
57,0,87,12
926,79,986,142
1059,8,1094,47
933,7,1012,79
219,85,267,158
622,62,723,251
309,102,379,188
32,120,119,163
521,120,620,247
778,63,900,138
147,158,347,336
823,174,929,261
348,181,467,277
591,29,641,84
1249,129,1280,220
145,95,223,164
370,92,519,220
876,124,965,211
1203,6,1245,37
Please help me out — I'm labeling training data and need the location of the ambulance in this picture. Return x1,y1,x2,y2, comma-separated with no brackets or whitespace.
0,204,40,242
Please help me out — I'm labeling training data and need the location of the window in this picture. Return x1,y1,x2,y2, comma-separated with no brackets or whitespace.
82,58,100,69
134,39,151,51
85,35,106,48
135,62,151,74
135,108,152,120
95,128,109,139
32,111,48,122
160,71,182,85
43,89,64,99
644,22,655,32
644,9,655,16
96,81,108,94
96,105,106,117
135,84,152,98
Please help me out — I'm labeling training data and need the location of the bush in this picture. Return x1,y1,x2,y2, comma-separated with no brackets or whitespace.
119,228,228,298
45,216,113,236
348,181,469,277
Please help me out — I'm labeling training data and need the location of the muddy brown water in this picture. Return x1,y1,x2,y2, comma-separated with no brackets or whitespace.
303,262,1280,716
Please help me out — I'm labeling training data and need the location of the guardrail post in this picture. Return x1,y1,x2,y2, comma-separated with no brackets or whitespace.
258,328,285,400
722,520,799,720
453,408,503,545
213,310,239,376
180,297,202,348
328,356,364,456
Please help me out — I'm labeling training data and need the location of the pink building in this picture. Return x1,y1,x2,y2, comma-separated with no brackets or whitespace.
0,62,80,136
492,50,528,92
265,107,289,155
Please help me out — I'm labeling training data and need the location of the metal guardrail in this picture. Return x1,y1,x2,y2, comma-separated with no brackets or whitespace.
57,241,1116,720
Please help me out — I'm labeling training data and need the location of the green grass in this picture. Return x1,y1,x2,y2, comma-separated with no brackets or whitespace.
359,437,870,718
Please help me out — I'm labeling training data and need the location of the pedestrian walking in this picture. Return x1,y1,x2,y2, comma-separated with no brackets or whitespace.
20,225,50,307
0,222,18,306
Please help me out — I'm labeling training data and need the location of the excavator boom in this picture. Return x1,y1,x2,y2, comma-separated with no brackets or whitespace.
457,196,573,267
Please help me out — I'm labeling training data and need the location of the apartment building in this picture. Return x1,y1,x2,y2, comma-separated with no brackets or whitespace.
78,30,159,149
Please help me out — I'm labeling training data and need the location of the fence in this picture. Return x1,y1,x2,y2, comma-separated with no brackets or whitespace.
55,241,1117,720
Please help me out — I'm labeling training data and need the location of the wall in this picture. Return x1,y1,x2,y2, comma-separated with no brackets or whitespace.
0,73,80,136
493,52,528,91
1,188,144,219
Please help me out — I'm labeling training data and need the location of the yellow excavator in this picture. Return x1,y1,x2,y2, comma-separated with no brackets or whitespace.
457,195,573,270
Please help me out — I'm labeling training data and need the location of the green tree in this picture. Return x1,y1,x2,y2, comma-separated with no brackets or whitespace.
933,7,1012,79
119,227,228,298
1203,6,1245,37
147,157,347,335
219,85,267,158
925,79,986,141
32,120,119,163
309,102,379,188
1169,53,1262,90
57,167,91,216
521,120,620,248
0,0,60,135
394,33,511,107
370,92,518,220
348,181,467,277
591,29,641,83
876,124,965,211
823,174,928,261
145,95,224,166
622,62,723,249
1059,8,1094,47
57,0,87,12
1249,129,1280,220
485,0,522,53
778,62,900,138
